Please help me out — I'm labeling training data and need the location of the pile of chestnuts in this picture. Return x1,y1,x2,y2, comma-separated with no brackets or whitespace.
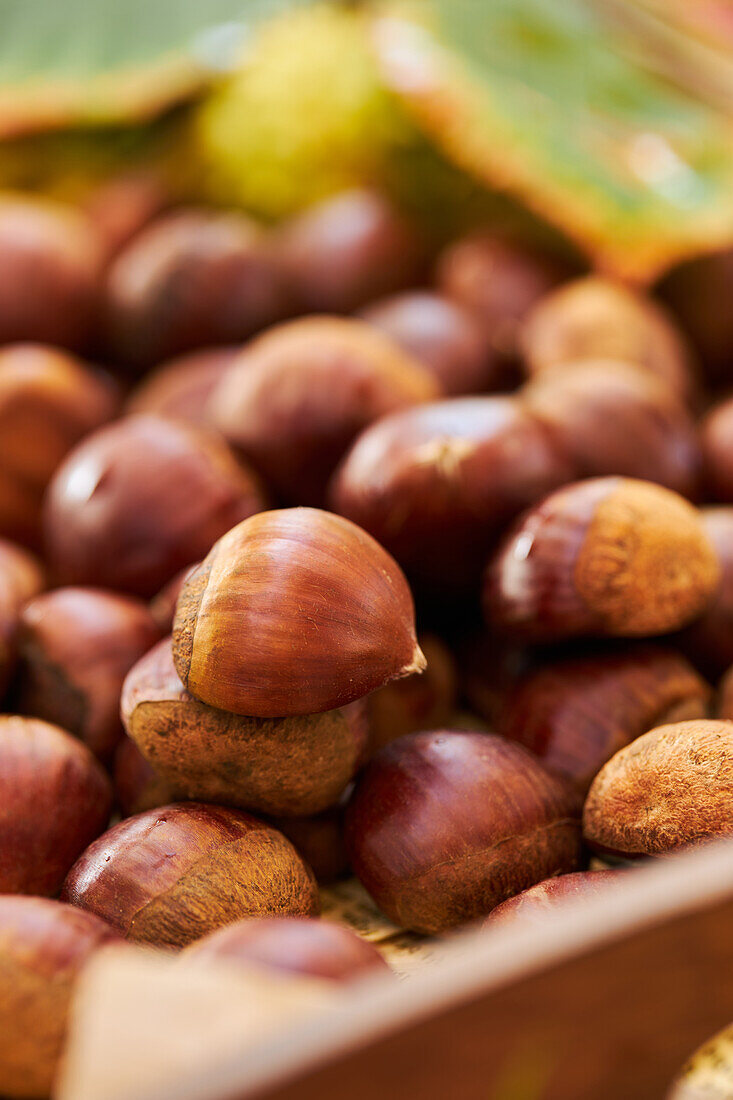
2,180,733,1099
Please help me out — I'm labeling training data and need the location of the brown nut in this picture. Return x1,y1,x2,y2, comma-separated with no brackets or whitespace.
113,735,176,818
0,716,112,896
484,477,719,642
0,344,118,547
365,633,457,753
676,508,733,678
44,414,266,597
61,803,320,946
183,916,389,984
104,209,290,368
359,291,508,395
0,538,45,695
121,637,367,816
583,720,733,858
172,508,424,717
700,396,733,502
486,870,622,924
0,897,120,1100
523,359,700,497
498,645,710,793
126,347,238,425
16,587,161,761
520,276,696,403
276,189,424,313
0,194,101,350
207,316,439,506
330,396,575,593
345,730,582,934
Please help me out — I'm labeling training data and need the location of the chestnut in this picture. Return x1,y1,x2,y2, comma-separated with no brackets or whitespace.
15,587,161,761
172,508,424,717
0,538,45,696
44,414,266,598
345,730,582,933
104,209,290,368
272,803,350,884
365,633,457,753
276,189,424,313
61,803,319,946
583,720,733,858
0,716,112,895
121,637,367,816
0,896,120,1099
484,477,719,642
0,344,118,547
183,916,389,984
520,276,696,403
207,316,439,505
498,646,710,793
113,735,176,817
522,359,700,496
0,194,101,351
700,396,733,502
359,291,508,396
126,347,238,425
485,871,622,924
676,508,733,678
330,396,575,594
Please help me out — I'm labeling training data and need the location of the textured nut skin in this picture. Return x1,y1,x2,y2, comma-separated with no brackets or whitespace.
113,736,176,818
122,637,367,816
0,539,45,694
184,916,389,984
277,189,423,313
484,477,719,642
499,646,710,792
44,414,266,598
16,587,160,761
104,209,290,367
0,897,120,1100
486,871,622,924
700,397,733,502
359,291,505,396
345,731,582,934
0,717,112,896
366,633,457,753
330,396,575,593
676,508,733,677
61,803,319,947
583,720,733,858
126,347,237,424
520,276,696,403
173,508,424,717
523,359,700,497
207,316,439,506
0,345,117,547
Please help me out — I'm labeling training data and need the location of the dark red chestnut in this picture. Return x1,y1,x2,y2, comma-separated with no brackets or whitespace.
61,803,319,946
207,316,438,505
44,414,266,597
113,735,176,818
345,730,582,933
16,587,161,761
486,871,622,924
126,347,237,425
183,916,389,984
700,396,733,502
676,508,733,678
0,896,120,1099
276,189,423,313
0,716,112,896
484,477,719,642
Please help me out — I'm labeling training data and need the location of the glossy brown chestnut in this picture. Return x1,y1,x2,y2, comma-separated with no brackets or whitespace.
122,637,367,816
583,720,733,858
272,803,350,884
0,344,118,547
0,716,112,896
44,414,266,597
126,347,238,424
700,396,733,502
484,477,719,642
345,730,582,933
61,803,319,946
486,871,622,924
16,587,161,761
498,646,710,793
183,916,389,984
104,209,290,367
0,896,120,1100
520,276,696,403
172,508,424,716
359,291,506,396
523,359,700,496
113,736,176,818
676,508,733,677
330,396,575,593
276,189,423,313
0,539,45,695
207,316,439,505
365,633,457,753
0,195,101,350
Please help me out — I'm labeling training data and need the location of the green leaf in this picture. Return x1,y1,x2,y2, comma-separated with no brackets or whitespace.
373,0,733,281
